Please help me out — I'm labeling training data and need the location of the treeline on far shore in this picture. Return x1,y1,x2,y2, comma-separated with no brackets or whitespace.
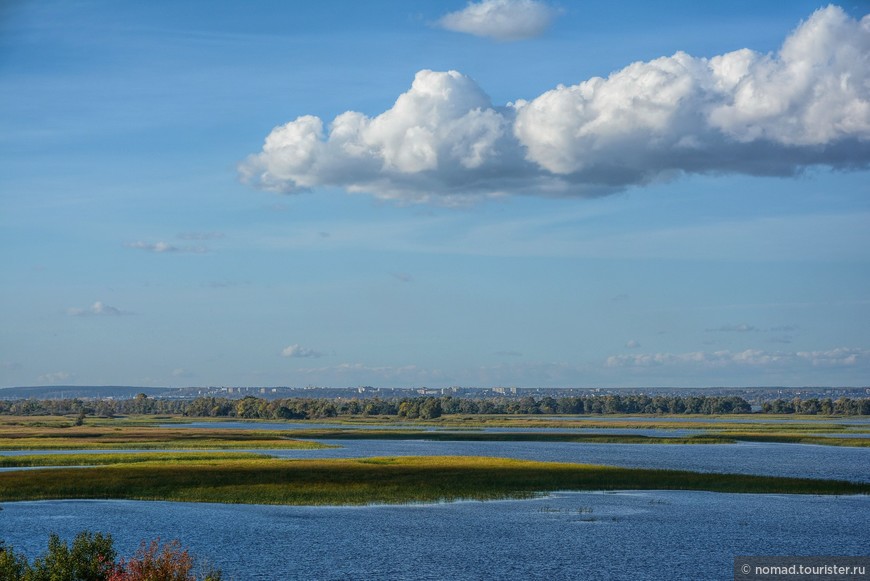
1,393,868,419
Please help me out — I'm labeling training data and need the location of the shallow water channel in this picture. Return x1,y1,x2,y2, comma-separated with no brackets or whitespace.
3,436,869,482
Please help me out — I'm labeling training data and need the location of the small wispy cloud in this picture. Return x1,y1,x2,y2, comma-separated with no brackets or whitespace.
67,301,131,317
177,231,224,241
124,241,206,253
391,272,414,283
202,280,249,289
494,350,523,357
125,241,176,253
297,362,448,384
605,347,869,369
281,344,325,358
38,371,75,384
706,323,798,334
437,0,559,41
706,324,758,333
625,339,641,349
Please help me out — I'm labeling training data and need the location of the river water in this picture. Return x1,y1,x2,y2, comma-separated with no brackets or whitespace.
266,439,870,483
2,492,867,580
2,420,868,580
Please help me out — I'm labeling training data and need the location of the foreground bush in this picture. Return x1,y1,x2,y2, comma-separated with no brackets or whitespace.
0,532,221,581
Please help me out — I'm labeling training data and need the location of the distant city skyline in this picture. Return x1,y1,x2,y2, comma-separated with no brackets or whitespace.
1,1,868,388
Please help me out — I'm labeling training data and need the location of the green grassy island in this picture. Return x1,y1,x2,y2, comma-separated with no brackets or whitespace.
1,455,867,505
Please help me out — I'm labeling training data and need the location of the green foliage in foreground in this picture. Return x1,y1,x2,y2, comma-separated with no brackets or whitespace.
0,531,221,580
0,456,866,506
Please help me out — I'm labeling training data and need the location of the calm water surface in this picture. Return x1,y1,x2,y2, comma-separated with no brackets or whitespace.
2,440,869,482
2,493,867,581
266,439,870,483
162,421,704,436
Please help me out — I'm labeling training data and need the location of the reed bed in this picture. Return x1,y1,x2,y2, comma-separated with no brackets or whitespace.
0,424,332,450
2,417,865,449
0,456,865,506
428,417,868,433
284,429,868,447
289,429,723,444
0,451,267,467
722,433,870,447
4,414,866,433
183,414,869,435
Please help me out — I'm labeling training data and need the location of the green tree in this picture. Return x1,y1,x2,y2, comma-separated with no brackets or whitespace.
235,396,261,419
800,398,820,415
819,398,834,415
538,397,558,414
29,531,116,581
131,393,153,415
517,396,538,414
0,542,28,581
419,398,442,420
556,397,583,414
603,395,623,414
1,532,221,581
397,400,419,419
455,399,478,414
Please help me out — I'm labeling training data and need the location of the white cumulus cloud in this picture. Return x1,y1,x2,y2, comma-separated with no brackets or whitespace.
242,6,870,204
282,344,325,358
437,0,558,41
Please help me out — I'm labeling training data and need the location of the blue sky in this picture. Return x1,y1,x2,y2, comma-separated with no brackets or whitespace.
1,0,868,389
